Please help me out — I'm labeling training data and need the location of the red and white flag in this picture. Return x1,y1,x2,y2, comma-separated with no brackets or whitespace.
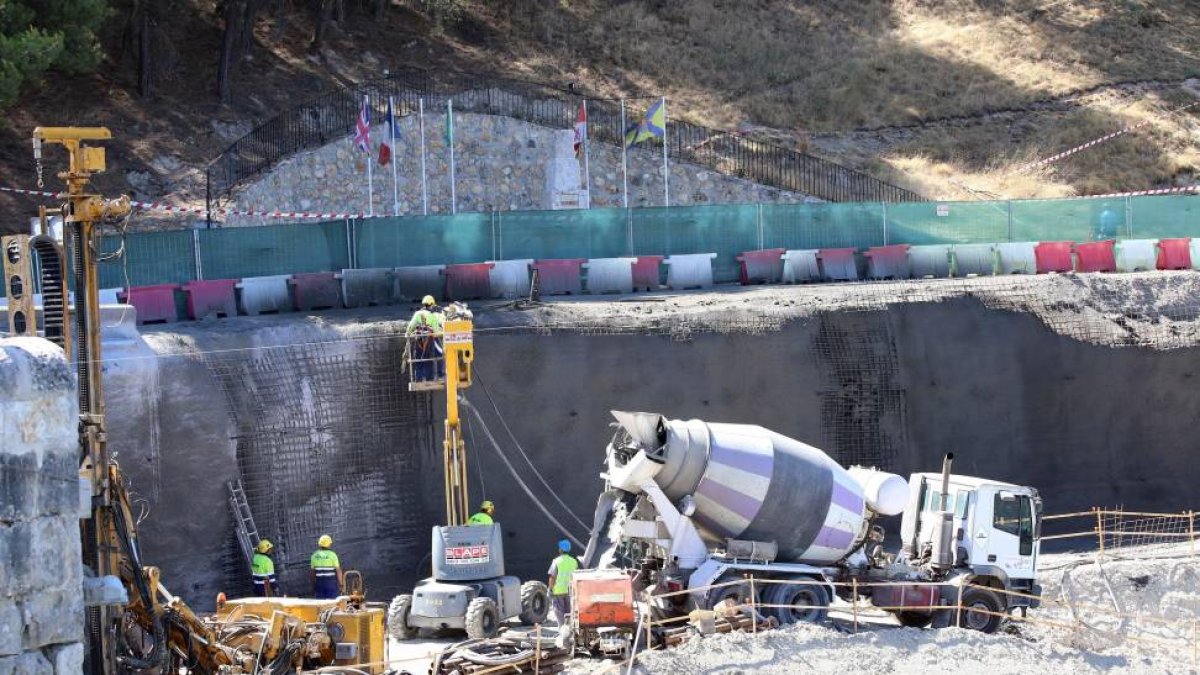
573,101,587,157
354,96,371,154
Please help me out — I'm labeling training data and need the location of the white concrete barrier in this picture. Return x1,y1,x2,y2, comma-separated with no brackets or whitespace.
909,245,952,278
487,259,534,298
665,253,717,290
394,265,445,302
781,250,821,283
1115,239,1158,272
237,275,293,315
996,242,1037,274
340,268,395,307
952,244,996,276
584,257,638,294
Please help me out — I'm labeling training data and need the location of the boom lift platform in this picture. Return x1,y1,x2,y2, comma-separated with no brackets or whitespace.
391,307,551,639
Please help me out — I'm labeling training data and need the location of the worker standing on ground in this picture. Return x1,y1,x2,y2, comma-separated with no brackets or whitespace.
467,500,495,525
310,534,344,599
547,540,578,626
406,295,444,382
250,539,279,597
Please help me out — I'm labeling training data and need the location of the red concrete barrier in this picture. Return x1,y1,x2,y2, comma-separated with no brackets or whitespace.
444,263,495,301
864,244,911,279
182,279,238,319
119,284,180,324
1034,241,1075,273
1073,240,1116,273
817,248,858,281
736,248,785,285
532,259,586,295
631,255,664,292
289,272,343,310
1157,238,1192,270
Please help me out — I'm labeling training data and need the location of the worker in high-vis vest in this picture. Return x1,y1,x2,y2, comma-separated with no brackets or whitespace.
547,539,579,625
406,295,444,382
251,539,278,597
467,500,495,526
310,534,343,599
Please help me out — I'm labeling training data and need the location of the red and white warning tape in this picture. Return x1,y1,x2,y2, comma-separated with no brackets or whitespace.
1022,100,1200,171
0,185,383,220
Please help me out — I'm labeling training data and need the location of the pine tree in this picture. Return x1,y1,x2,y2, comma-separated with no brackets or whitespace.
0,0,111,108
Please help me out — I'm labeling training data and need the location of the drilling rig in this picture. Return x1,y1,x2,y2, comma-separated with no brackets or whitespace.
7,128,387,674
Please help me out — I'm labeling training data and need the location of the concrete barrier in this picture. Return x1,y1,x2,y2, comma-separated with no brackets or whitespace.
781,249,821,283
289,272,343,311
1114,239,1158,272
237,275,294,315
864,244,911,280
952,244,996,276
394,265,445,302
340,268,396,307
817,248,858,281
997,242,1038,274
532,259,585,295
487,259,533,299
665,253,717,289
584,257,638,294
183,279,239,319
908,245,951,278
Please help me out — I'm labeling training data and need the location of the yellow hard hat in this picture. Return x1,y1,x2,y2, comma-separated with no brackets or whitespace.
256,539,273,554
480,500,494,512
318,534,333,548
422,295,436,307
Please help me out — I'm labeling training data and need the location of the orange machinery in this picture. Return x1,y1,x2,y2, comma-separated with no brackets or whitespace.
570,569,638,657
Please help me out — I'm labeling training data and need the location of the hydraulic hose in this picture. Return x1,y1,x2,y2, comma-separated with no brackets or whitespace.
461,399,586,549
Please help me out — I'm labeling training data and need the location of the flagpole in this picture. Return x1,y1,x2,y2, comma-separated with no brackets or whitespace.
389,96,400,216
448,98,457,215
662,96,669,208
620,98,629,209
583,99,592,208
419,98,429,216
364,94,374,217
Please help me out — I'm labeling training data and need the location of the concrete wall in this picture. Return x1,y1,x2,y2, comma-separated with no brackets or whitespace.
231,112,812,224
0,338,83,674
101,279,1200,604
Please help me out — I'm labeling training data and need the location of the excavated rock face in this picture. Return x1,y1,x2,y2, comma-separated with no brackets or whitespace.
0,337,84,674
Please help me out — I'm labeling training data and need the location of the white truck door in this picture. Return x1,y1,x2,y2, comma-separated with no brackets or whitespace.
972,488,1037,579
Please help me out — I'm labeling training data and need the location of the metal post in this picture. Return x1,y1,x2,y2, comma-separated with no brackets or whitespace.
620,99,630,209
192,228,203,280
1007,200,1014,241
853,579,865,633
345,219,355,270
749,575,757,634
881,201,889,246
757,203,764,250
419,98,429,216
954,583,964,627
204,168,213,229
1189,510,1195,558
661,97,669,208
1126,195,1134,238
447,99,457,215
582,99,591,208
1096,508,1105,561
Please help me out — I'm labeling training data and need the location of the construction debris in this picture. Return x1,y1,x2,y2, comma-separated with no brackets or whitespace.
429,628,573,675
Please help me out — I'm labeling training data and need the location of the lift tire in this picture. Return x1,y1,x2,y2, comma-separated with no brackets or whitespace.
387,594,417,640
765,578,829,625
519,581,551,624
465,597,501,639
894,611,934,628
957,587,1005,634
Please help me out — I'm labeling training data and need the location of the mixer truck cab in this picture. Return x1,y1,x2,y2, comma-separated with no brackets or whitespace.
901,472,1042,606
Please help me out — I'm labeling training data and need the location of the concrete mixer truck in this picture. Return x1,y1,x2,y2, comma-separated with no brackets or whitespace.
585,412,1042,633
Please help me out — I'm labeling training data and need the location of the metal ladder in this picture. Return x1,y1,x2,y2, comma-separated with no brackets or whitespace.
227,479,261,570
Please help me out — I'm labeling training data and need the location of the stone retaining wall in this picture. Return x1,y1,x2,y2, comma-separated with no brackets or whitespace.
231,112,815,225
0,337,83,674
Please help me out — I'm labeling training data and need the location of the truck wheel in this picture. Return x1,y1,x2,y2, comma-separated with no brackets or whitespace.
894,611,933,628
707,574,750,608
958,588,1004,634
387,594,417,640
766,578,829,624
465,597,501,639
518,581,550,625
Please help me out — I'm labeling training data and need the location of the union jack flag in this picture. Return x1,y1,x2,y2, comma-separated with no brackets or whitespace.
354,96,371,154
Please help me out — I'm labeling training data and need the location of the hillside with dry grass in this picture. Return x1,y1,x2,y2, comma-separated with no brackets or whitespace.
1,0,1198,221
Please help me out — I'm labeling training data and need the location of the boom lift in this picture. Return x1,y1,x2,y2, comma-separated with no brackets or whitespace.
389,308,550,639
27,128,386,674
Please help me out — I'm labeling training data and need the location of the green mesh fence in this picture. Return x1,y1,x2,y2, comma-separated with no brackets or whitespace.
200,221,350,279
356,214,492,268
10,195,1199,297
96,230,196,289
